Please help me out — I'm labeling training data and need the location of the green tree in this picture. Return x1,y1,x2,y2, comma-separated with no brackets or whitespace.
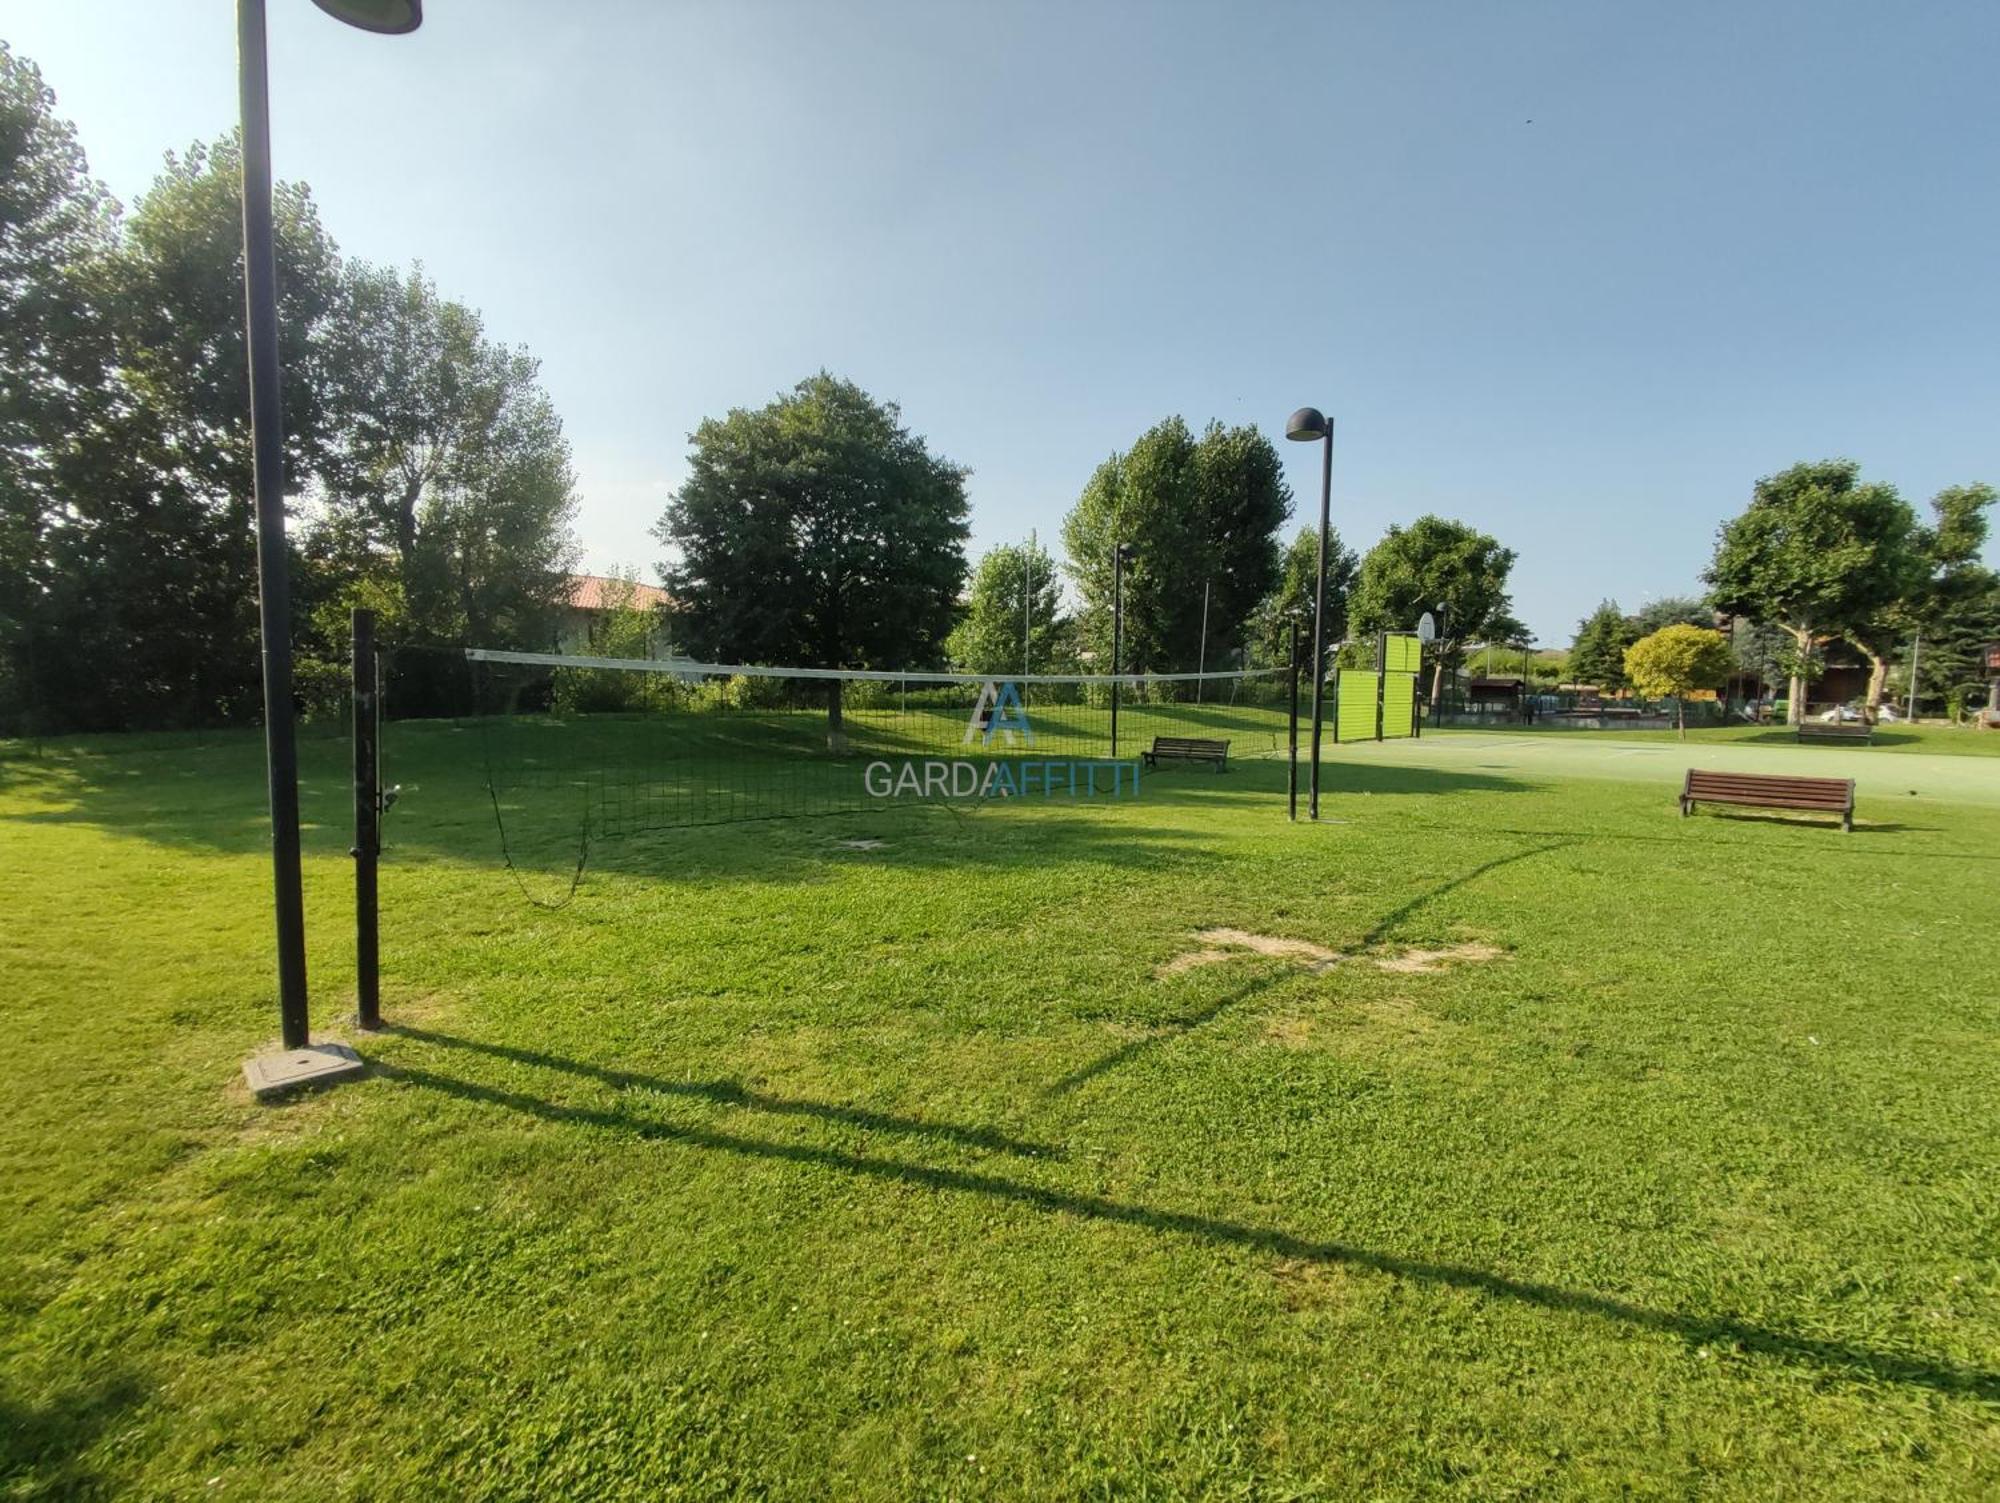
656,373,969,744
1705,460,1920,725
945,540,1070,675
1567,600,1635,690
1623,624,1732,738
0,44,118,728
1630,595,1713,636
1248,524,1357,670
1349,515,1518,703
17,134,346,731
315,262,579,706
1061,417,1289,689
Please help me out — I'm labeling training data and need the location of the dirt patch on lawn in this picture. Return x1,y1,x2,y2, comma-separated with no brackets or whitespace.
1369,941,1503,974
1158,928,1503,979
1156,928,1341,978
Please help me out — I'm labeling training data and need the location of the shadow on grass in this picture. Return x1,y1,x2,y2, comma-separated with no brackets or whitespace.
2,725,1534,885
1725,729,1926,750
1041,838,1574,1098
386,1057,2000,1404
0,1372,148,1498
1363,839,1574,944
1489,824,2000,861
385,1025,1062,1159
1043,969,1296,1098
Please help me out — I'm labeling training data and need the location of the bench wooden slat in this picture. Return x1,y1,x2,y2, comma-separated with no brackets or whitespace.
1681,768,1854,830
1143,735,1230,771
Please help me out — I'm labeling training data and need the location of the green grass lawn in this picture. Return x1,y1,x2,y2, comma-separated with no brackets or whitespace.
3,723,1998,1498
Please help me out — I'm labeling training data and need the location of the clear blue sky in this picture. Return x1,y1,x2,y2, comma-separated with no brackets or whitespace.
6,0,1996,644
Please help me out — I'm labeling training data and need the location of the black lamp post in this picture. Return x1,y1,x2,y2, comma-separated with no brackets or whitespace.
1110,541,1136,758
238,0,420,1057
1284,407,1333,820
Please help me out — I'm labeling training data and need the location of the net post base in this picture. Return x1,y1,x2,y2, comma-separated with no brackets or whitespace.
242,1038,366,1101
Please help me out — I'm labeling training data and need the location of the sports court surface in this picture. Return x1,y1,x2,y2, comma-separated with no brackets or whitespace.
3,724,1996,1496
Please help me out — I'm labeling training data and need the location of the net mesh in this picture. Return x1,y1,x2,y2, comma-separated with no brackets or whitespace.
383,648,1291,893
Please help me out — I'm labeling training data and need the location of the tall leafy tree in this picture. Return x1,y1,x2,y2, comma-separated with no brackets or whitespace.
316,263,580,668
945,540,1070,675
0,44,117,727
656,373,969,740
1349,515,1518,702
1248,524,1357,670
1706,460,1920,724
18,134,346,730
1061,418,1288,689
1567,601,1636,690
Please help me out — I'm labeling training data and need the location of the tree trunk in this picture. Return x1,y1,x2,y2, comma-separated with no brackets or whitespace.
1676,695,1685,740
1859,643,1890,724
826,677,847,754
1788,625,1810,725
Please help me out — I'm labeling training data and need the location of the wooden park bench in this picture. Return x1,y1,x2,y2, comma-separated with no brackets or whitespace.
1680,769,1855,832
1797,719,1872,744
1142,735,1229,771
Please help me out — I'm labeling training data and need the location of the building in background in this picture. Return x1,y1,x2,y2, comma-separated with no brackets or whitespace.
556,574,671,657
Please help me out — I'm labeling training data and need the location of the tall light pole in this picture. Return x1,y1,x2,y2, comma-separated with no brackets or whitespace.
237,0,420,1088
1285,407,1333,819
1110,541,1136,757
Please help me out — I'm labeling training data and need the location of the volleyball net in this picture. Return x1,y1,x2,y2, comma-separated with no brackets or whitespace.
385,648,1293,890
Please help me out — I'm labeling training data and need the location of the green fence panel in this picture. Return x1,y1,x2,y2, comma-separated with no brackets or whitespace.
1380,634,1423,674
1381,672,1416,738
1335,670,1379,742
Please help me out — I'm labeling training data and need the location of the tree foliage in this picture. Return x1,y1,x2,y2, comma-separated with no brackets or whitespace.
1349,515,1517,696
1705,460,1920,723
1061,418,1288,685
0,52,582,733
945,540,1071,675
1567,601,1635,690
657,373,968,734
1248,524,1357,670
1630,595,1713,636
1623,624,1732,736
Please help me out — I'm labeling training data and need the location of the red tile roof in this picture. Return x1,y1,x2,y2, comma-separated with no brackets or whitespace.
565,574,669,612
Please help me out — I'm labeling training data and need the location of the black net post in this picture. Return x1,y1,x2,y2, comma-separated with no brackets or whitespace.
351,607,382,1031
1287,616,1299,821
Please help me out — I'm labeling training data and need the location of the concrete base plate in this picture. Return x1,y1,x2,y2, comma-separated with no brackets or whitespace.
243,1039,366,1100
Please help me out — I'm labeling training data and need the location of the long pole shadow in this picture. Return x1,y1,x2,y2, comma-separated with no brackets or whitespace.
387,1063,2000,1403
1043,969,1293,1098
1362,839,1573,945
385,1025,1061,1160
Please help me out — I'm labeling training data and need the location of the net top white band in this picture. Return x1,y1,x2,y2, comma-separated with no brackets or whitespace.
464,647,1287,688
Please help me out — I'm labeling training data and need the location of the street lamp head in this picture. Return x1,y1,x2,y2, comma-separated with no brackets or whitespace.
1285,406,1329,442
1115,542,1138,562
310,0,423,33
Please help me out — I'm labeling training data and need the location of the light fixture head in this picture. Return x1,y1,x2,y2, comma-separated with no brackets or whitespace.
310,0,423,34
1285,406,1328,442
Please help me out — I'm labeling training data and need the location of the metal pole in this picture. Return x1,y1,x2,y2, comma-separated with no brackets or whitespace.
238,0,310,1050
1307,424,1333,820
1023,529,1033,676
1430,601,1449,725
352,608,381,1031
1111,543,1124,759
1287,616,1299,821
1907,630,1920,723
1197,579,1210,705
